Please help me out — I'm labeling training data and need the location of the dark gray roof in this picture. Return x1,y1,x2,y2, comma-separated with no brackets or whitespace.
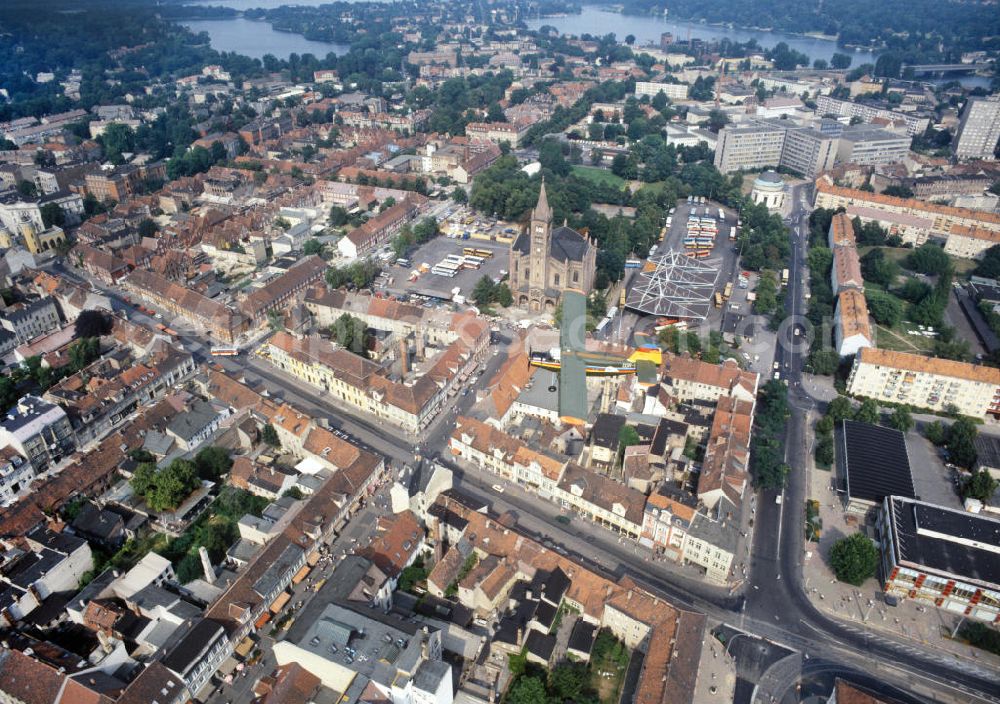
590,414,626,450
166,399,219,441
512,226,590,263
567,620,597,654
888,496,1000,588
412,659,451,693
974,433,1000,471
161,619,225,675
841,420,915,504
524,629,556,660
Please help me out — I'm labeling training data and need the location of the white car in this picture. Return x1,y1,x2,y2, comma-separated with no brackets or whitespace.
491,484,505,493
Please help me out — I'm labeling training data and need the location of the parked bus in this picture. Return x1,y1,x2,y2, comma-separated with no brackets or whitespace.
211,346,239,357
624,259,642,269
729,226,737,241
714,292,723,308
781,269,789,286
473,249,493,258
723,282,733,300
431,267,458,278
718,208,725,220
462,247,478,256
396,258,411,268
693,249,711,258
463,255,485,268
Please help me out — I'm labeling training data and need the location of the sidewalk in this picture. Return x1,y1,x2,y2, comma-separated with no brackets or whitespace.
693,623,737,704
800,434,1000,673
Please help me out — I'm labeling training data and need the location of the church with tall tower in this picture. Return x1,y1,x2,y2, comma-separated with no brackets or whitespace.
508,181,597,312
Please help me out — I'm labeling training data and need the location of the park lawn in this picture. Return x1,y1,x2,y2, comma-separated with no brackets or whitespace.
589,630,630,703
572,166,626,190
873,323,935,354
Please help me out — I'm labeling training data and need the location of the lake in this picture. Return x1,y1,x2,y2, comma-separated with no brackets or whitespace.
526,6,880,66
183,17,349,60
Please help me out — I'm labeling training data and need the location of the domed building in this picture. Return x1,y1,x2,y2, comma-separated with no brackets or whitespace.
508,181,597,312
750,171,785,210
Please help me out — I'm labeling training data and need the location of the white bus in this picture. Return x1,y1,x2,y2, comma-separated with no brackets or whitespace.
432,266,458,278
211,346,239,357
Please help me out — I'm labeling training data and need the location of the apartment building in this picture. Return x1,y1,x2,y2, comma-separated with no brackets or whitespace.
660,355,759,405
813,178,1000,255
239,255,327,326
715,120,835,177
713,122,786,173
267,328,485,434
0,296,60,344
0,395,76,471
836,126,912,166
834,289,874,357
877,496,1000,623
0,446,32,504
464,121,530,148
780,125,838,177
338,195,426,259
953,96,1000,161
831,241,863,294
634,81,689,101
121,268,245,342
814,96,930,137
847,347,1000,418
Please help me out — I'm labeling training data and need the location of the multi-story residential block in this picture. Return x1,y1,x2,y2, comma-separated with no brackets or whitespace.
239,255,327,327
780,125,838,177
953,96,1000,161
0,525,93,624
813,178,1000,256
161,619,231,696
846,347,1000,418
465,121,530,148
0,395,76,471
267,326,486,434
634,81,689,101
0,446,32,504
714,122,786,173
0,296,60,344
836,125,912,166
814,95,930,136
834,289,874,357
337,195,426,259
121,268,245,342
660,355,759,405
877,495,1000,623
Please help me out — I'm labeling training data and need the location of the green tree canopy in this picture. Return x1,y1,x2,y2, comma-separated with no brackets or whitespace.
830,532,879,585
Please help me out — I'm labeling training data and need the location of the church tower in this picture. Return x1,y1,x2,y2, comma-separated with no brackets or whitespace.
528,180,551,294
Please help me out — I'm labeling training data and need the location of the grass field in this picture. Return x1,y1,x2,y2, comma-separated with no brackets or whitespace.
873,323,935,353
572,166,626,190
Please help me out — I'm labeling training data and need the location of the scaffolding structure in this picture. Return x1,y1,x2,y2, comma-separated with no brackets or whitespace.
624,251,719,319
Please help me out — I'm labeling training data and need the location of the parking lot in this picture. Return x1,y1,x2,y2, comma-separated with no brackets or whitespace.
386,235,510,300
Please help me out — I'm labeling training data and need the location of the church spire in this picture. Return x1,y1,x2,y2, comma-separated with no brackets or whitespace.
532,178,552,224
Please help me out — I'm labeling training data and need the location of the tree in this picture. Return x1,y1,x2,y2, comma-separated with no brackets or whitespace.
17,180,36,198
507,676,550,704
860,248,898,287
68,338,100,371
854,398,881,425
962,470,998,503
865,290,904,327
830,532,879,586
40,202,65,228
550,663,590,701
815,433,835,466
99,123,136,164
193,446,232,481
261,423,280,447
923,420,947,445
808,348,840,376
904,243,950,275
831,53,853,70
946,418,978,469
472,275,496,306
74,309,113,338
137,218,158,238
450,187,467,204
330,313,371,357
329,206,349,226
826,396,854,423
302,239,323,256
619,424,641,449
889,405,914,433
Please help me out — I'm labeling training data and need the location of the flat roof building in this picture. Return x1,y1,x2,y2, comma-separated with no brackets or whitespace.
840,420,915,515
877,495,1000,623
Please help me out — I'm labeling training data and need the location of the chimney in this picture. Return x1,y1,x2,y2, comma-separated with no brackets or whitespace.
199,546,216,582
399,338,410,375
